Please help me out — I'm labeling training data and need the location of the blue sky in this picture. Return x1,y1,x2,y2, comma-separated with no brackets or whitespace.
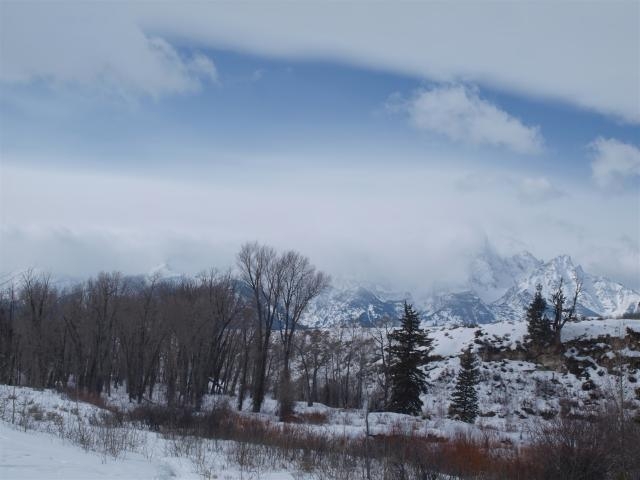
1,2,639,290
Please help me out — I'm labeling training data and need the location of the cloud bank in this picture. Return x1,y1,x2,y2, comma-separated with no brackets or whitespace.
2,162,638,291
0,4,217,98
1,2,637,121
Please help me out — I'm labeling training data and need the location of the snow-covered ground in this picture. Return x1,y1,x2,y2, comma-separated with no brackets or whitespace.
1,318,638,479
0,422,184,480
561,317,638,342
429,317,640,356
0,386,297,479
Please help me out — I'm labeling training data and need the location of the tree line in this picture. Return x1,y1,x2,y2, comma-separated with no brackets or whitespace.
2,243,431,419
0,241,585,426
0,243,332,415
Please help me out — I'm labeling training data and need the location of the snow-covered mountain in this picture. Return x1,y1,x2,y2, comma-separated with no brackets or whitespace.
490,254,640,322
147,263,185,282
303,252,640,327
0,268,81,291
6,253,638,328
426,291,496,326
468,248,542,303
303,285,404,328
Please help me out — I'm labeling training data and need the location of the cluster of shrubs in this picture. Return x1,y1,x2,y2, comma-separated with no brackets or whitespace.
123,399,640,479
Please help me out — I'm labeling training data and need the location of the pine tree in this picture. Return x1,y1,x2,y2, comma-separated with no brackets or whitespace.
386,302,433,416
526,284,552,348
448,345,479,423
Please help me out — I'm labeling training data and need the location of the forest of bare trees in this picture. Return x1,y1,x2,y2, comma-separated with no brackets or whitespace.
0,243,388,412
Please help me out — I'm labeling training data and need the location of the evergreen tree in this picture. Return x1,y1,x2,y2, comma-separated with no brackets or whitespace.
448,345,479,423
386,302,433,415
526,283,552,348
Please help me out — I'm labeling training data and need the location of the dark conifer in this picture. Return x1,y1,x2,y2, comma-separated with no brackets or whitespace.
526,283,552,348
448,345,480,423
386,302,433,415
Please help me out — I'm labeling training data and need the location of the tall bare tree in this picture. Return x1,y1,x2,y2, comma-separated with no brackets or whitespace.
237,242,284,413
0,285,18,384
83,272,125,394
18,271,57,388
277,250,329,419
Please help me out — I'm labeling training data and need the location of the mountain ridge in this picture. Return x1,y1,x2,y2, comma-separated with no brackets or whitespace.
303,251,640,327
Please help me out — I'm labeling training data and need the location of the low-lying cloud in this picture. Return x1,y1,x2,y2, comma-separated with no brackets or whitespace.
2,162,638,291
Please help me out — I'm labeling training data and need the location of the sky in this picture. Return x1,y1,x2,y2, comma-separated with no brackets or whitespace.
0,1,639,291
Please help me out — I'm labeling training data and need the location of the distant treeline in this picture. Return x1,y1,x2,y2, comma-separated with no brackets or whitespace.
0,243,390,416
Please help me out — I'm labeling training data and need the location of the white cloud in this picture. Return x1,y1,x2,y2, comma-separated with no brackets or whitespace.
2,3,637,119
518,177,562,202
136,2,639,123
590,137,640,188
585,235,640,291
0,3,217,98
188,54,219,84
393,86,543,154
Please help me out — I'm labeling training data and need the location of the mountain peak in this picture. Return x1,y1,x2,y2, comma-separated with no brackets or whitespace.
544,254,586,283
548,254,574,267
469,249,542,303
148,262,181,280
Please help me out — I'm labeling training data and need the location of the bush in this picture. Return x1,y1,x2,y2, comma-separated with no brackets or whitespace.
128,404,195,432
58,387,108,410
288,411,329,425
527,406,640,480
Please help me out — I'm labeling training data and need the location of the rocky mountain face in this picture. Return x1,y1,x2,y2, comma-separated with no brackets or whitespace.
491,254,640,322
303,285,405,327
303,252,640,327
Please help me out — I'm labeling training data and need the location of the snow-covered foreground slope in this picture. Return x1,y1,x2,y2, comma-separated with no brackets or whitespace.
0,423,183,480
0,387,297,480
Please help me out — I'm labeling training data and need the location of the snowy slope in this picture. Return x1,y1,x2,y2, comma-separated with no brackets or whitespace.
0,423,179,480
0,386,298,480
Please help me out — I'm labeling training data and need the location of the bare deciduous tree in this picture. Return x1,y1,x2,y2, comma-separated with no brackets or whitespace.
237,242,284,413
277,250,329,419
550,276,582,347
